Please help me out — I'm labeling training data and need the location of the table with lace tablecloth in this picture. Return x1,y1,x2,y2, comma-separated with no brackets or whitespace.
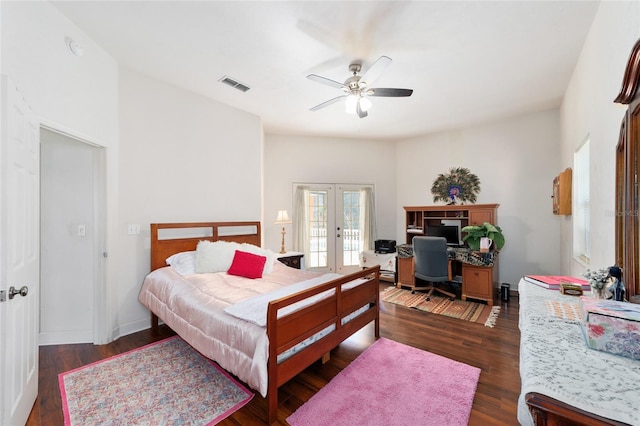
359,250,396,282
518,278,640,426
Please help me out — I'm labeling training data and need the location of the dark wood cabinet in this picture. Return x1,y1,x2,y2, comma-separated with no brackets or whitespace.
614,37,640,302
396,256,415,288
461,263,497,306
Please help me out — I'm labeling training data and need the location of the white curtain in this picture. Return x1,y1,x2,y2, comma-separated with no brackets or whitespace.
360,187,377,251
293,185,310,257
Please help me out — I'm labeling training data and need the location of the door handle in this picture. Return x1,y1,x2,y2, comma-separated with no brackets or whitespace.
8,286,28,300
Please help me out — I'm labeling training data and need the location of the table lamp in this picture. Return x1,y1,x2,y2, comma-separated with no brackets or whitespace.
275,209,291,254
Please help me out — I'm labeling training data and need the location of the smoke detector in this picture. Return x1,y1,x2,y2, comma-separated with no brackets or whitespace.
65,37,84,57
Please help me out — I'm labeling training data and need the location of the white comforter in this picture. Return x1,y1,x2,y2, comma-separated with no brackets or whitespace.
138,262,325,397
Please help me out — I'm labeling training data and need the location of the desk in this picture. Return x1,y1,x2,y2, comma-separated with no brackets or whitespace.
396,244,498,305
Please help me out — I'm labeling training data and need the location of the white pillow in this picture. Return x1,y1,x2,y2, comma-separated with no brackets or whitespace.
165,251,196,276
240,243,277,275
194,240,241,273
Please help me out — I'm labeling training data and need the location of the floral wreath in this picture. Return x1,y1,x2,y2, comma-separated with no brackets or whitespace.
431,167,481,205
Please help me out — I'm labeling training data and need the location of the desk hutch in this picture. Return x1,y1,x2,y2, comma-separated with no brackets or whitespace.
398,204,500,305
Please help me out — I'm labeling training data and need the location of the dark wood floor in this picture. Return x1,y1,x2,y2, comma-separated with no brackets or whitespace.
27,284,521,425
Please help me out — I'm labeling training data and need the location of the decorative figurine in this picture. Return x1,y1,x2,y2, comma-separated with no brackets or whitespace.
607,266,625,302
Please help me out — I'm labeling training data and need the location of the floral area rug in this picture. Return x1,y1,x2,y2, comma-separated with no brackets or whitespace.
382,286,500,327
287,338,481,426
59,336,253,425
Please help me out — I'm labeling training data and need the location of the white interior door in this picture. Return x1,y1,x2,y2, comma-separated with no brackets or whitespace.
0,76,40,426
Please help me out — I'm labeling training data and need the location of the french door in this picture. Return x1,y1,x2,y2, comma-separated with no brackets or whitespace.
295,183,375,274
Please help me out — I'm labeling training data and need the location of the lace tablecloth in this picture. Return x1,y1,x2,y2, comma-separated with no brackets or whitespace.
358,250,396,273
518,278,640,425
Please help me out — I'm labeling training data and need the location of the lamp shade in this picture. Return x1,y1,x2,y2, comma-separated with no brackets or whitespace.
275,209,291,224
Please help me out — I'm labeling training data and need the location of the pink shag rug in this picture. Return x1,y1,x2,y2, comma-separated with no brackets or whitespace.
59,336,253,425
287,338,481,426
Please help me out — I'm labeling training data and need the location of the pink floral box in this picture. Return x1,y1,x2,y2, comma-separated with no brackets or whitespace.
578,297,640,360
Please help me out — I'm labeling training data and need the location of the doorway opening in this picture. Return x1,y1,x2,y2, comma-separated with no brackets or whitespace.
40,127,106,345
292,183,376,275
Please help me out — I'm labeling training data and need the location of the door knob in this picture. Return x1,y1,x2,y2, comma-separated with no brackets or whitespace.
8,285,28,300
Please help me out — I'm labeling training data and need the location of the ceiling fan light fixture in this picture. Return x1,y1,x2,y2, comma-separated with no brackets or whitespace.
345,95,358,114
360,97,372,112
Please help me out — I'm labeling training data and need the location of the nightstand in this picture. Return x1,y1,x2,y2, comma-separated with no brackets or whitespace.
277,252,304,269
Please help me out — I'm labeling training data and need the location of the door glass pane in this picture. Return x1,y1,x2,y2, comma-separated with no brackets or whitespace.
308,190,328,268
342,190,361,267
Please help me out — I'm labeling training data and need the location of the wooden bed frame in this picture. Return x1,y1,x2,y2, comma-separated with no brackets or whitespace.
147,221,380,424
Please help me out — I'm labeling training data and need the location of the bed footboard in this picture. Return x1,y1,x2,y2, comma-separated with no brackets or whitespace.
265,266,381,424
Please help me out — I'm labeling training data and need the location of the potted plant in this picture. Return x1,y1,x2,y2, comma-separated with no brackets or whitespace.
461,222,505,251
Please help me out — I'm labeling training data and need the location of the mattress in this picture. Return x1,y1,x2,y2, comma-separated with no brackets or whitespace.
138,261,368,397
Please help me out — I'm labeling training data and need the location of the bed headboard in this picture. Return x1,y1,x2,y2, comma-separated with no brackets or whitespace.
150,221,261,271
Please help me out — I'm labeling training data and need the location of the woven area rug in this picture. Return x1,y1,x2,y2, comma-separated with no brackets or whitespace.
382,286,500,327
287,338,481,426
59,336,253,425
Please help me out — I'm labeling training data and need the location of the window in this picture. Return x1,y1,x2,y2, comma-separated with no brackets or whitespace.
573,138,590,264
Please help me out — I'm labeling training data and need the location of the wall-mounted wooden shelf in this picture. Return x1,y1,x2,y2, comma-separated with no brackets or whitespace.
552,168,572,215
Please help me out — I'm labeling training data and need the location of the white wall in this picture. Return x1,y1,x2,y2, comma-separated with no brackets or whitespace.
1,2,264,343
263,134,397,254
1,2,118,141
560,1,640,277
1,1,118,343
117,67,264,336
396,110,562,289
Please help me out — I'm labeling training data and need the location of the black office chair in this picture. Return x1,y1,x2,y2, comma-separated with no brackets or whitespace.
413,236,456,301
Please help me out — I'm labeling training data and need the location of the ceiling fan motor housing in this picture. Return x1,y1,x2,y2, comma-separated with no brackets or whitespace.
345,75,362,93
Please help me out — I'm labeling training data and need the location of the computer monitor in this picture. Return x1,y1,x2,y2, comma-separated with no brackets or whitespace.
426,224,461,246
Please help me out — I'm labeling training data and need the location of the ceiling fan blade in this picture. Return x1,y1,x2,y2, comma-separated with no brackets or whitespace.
310,95,348,111
368,88,413,97
360,56,392,86
356,99,368,118
307,74,346,90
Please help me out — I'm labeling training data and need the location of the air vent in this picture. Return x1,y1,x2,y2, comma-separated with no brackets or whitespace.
219,76,251,92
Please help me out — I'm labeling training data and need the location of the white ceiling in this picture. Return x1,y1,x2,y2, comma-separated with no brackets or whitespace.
52,1,600,140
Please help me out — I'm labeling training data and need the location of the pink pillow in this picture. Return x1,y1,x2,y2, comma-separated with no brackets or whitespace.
227,250,267,279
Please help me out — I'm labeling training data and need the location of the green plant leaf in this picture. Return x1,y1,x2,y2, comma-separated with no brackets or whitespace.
461,222,505,251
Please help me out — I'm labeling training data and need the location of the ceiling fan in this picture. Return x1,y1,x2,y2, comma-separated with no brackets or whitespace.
307,56,413,118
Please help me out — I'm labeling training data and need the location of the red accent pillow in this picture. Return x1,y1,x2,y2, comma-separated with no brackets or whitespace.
227,250,266,279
